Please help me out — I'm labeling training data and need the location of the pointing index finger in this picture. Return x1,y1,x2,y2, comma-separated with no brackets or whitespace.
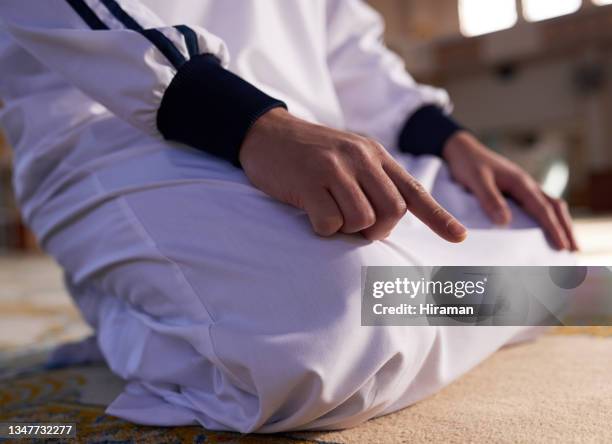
384,160,467,243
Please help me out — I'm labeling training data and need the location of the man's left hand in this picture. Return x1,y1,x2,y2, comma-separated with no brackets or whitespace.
443,130,578,251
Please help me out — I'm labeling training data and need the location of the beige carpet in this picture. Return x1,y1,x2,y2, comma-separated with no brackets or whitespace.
295,331,612,443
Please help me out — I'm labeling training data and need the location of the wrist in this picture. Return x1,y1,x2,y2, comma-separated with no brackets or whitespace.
398,105,463,157
239,107,292,167
442,130,476,162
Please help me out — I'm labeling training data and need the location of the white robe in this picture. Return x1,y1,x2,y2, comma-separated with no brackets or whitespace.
0,0,572,433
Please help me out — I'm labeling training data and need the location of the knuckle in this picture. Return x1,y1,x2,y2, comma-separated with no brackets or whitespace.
513,173,527,185
354,141,378,162
366,138,386,154
319,152,343,175
336,139,377,172
361,209,377,228
404,181,429,209
350,210,376,231
352,154,376,174
338,137,366,155
362,227,389,242
314,215,343,236
409,178,428,197
519,175,537,190
362,231,381,242
388,198,408,218
430,206,446,220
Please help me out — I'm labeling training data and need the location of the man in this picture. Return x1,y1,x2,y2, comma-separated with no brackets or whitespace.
0,0,575,433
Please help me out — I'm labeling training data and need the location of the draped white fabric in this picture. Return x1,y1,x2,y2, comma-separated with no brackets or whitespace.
41,134,571,432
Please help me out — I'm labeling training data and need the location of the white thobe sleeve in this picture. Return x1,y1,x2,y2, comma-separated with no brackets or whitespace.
0,0,286,165
325,0,463,156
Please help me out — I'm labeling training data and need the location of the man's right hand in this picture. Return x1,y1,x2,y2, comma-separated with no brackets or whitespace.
239,108,467,242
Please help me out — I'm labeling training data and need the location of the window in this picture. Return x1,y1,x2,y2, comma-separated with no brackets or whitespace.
522,0,582,22
458,0,518,36
593,0,612,5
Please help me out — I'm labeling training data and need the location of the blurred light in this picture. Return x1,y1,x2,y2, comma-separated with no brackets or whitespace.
459,0,518,37
523,0,582,22
541,160,570,198
593,0,612,5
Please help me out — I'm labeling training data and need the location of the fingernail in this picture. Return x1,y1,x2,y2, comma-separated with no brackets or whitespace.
447,220,467,239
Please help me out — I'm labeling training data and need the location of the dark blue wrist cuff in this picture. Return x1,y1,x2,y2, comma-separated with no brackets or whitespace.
398,105,463,157
157,54,287,166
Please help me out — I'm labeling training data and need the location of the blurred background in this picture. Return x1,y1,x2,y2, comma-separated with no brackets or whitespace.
370,0,612,213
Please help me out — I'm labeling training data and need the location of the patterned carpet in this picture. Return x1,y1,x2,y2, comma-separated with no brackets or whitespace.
0,365,316,443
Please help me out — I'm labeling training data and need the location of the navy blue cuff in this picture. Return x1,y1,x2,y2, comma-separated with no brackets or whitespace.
398,105,463,157
157,54,287,166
